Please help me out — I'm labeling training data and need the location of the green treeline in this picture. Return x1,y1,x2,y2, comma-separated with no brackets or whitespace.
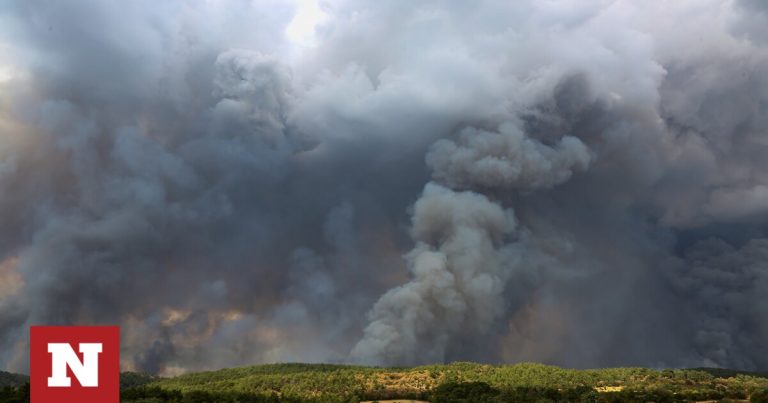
2,363,768,402
121,362,768,402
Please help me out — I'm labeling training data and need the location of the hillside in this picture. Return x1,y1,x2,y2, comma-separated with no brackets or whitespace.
2,363,768,401
121,362,768,402
0,371,28,388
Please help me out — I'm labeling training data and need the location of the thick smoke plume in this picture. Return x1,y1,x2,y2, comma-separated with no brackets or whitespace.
1,0,768,374
351,122,592,365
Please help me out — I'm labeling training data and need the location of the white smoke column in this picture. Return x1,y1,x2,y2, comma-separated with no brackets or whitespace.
351,121,592,365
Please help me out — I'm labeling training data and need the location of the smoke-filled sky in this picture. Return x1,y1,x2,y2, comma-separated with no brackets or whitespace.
1,0,768,375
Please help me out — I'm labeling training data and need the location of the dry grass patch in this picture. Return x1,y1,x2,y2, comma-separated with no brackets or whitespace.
594,385,625,392
357,370,443,396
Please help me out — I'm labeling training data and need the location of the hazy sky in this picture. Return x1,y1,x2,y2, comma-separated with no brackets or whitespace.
1,0,768,375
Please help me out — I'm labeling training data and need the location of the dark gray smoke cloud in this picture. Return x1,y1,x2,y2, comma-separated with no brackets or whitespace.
1,0,768,374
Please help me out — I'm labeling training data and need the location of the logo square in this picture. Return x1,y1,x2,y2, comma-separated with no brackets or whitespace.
30,326,120,403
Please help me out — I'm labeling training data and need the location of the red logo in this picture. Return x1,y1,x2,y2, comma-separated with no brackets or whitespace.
30,326,120,403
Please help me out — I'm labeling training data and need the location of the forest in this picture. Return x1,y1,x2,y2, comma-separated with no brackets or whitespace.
4,363,768,402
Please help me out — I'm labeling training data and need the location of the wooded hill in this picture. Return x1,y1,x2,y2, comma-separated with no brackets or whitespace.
3,362,768,402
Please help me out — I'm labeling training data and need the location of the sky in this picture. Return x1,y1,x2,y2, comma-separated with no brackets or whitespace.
1,0,768,375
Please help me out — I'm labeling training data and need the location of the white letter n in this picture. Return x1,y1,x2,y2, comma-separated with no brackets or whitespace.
47,343,102,387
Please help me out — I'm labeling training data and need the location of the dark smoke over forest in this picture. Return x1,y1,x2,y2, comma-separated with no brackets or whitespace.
1,0,768,375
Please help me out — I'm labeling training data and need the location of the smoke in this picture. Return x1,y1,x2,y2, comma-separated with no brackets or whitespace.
668,238,768,370
427,122,592,190
351,120,592,365
350,183,520,365
1,0,768,373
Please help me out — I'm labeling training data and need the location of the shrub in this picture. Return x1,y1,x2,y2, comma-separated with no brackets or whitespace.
752,389,768,403
430,381,500,403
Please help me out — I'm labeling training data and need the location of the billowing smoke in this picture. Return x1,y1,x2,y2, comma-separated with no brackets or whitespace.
1,0,768,374
351,122,591,365
428,123,592,190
